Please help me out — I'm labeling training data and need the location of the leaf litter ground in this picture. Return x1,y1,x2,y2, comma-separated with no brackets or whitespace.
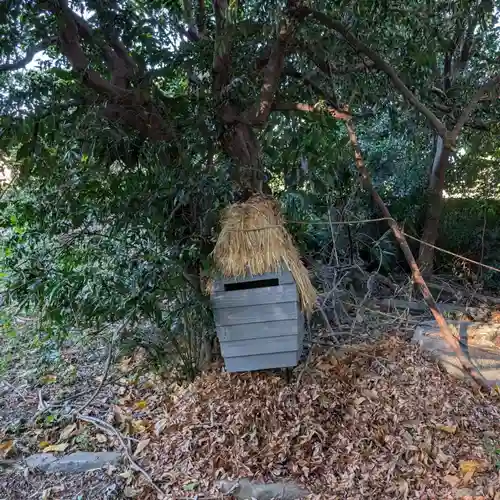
1,335,500,499
146,338,500,499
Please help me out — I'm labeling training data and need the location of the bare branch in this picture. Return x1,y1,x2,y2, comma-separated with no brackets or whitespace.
304,8,447,136
451,74,500,139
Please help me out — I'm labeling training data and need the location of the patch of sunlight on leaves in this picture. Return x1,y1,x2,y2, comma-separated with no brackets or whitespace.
435,424,457,434
42,442,69,453
0,440,14,458
39,374,57,384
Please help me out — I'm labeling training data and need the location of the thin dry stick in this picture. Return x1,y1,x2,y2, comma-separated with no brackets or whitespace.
226,216,392,231
77,414,165,497
344,118,492,392
402,233,500,275
71,338,114,415
479,208,487,280
72,317,132,415
1,381,28,401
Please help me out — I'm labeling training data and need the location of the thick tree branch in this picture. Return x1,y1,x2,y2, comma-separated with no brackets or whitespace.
298,42,375,76
304,8,447,136
212,0,233,96
0,39,56,72
43,0,127,96
451,74,500,139
80,2,139,76
272,101,351,120
41,0,177,143
248,18,302,125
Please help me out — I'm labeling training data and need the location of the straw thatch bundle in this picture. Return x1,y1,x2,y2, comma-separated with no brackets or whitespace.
212,195,317,314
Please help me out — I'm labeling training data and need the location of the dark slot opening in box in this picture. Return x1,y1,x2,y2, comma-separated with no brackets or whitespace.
224,278,279,292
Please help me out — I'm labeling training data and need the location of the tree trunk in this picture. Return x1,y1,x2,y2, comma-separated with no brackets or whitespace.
345,119,491,392
417,140,451,277
221,119,264,196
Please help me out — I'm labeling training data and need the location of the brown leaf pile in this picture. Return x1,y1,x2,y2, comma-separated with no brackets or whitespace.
148,338,500,499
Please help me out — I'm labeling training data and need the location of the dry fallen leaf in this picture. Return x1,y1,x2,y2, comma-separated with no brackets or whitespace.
154,418,168,436
133,438,150,457
59,423,77,441
459,460,488,475
123,486,141,498
135,400,147,409
436,424,457,434
40,374,57,384
43,443,69,453
96,433,107,443
444,475,461,487
462,470,475,486
0,440,14,458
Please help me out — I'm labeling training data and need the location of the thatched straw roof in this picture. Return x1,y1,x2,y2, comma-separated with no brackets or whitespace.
212,195,317,314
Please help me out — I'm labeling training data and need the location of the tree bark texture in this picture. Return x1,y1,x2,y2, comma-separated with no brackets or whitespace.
417,142,451,276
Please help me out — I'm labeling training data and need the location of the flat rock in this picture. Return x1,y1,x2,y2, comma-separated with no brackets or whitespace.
216,478,309,500
413,321,500,385
24,451,121,474
25,453,59,471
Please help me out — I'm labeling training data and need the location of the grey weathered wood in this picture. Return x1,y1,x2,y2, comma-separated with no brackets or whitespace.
296,314,305,361
212,284,297,309
211,270,304,372
216,319,299,342
212,270,294,292
220,335,299,358
224,351,299,372
214,302,298,327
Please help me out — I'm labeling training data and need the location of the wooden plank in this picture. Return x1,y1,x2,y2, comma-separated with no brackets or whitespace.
216,319,298,342
297,313,305,361
212,270,294,292
220,335,299,357
211,284,297,309
214,302,298,326
224,351,298,372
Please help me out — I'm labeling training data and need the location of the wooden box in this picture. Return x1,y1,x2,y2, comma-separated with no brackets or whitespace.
211,270,305,372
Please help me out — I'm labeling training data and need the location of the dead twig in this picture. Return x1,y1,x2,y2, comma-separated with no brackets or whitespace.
76,414,166,497
72,318,131,415
1,381,28,401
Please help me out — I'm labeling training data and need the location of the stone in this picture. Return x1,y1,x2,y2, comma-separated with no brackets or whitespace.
455,488,475,498
25,453,59,471
25,451,121,474
413,321,500,385
216,478,309,500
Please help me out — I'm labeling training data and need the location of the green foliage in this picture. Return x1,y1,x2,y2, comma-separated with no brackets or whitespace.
0,0,500,376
